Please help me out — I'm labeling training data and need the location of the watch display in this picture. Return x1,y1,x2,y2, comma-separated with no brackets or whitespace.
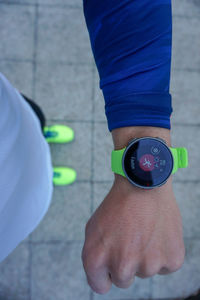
123,137,173,188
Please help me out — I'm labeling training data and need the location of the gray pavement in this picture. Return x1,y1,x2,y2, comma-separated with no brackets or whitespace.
0,0,200,299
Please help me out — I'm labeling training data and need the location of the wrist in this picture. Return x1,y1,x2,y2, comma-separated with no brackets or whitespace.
111,126,172,149
114,172,173,194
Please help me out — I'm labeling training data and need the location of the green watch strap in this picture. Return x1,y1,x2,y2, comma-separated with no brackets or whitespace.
169,147,188,174
111,147,188,177
111,148,126,177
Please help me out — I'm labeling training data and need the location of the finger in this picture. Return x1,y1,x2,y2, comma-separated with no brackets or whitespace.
135,254,163,279
157,253,185,275
82,243,112,294
85,265,112,295
109,271,135,288
108,262,136,289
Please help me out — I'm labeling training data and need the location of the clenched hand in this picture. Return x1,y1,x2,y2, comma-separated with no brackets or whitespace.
81,126,185,295
81,175,185,294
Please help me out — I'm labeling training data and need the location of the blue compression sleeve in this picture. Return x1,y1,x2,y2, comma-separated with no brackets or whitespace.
83,0,173,131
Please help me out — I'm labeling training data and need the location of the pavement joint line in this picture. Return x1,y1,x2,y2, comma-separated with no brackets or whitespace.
0,58,33,63
32,3,38,100
149,277,154,299
90,65,96,300
1,0,200,20
29,4,39,300
172,67,200,73
0,1,82,9
173,13,200,19
86,62,96,300
27,236,200,245
47,119,104,123
0,58,94,67
73,180,199,184
37,3,82,9
33,60,94,66
0,1,35,6
1,58,200,74
29,240,84,245
50,180,200,184
47,119,200,127
171,123,200,127
34,61,94,66
28,242,32,300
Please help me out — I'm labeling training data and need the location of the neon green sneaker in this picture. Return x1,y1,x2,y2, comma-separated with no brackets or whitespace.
43,125,74,143
53,167,76,186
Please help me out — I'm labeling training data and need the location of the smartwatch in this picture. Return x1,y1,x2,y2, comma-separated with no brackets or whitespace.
111,137,188,189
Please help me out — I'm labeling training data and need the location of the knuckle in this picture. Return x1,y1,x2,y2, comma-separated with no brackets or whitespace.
82,246,105,273
165,247,185,273
141,258,162,278
166,254,185,272
114,260,135,283
143,265,160,277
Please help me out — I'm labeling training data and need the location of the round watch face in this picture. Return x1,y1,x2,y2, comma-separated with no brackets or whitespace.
122,137,173,189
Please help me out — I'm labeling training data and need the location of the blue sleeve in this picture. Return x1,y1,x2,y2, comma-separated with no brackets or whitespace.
83,0,173,132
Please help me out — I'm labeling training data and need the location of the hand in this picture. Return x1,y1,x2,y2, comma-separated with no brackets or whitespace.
81,126,185,294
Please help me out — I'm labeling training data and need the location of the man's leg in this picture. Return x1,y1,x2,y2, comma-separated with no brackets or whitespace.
20,93,46,133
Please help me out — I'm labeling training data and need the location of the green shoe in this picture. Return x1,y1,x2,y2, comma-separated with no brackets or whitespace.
53,167,76,186
43,125,74,143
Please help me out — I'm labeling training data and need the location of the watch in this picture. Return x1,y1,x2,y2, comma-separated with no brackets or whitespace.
111,136,188,189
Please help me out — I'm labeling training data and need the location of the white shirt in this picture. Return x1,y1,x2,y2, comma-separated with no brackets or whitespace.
0,72,53,263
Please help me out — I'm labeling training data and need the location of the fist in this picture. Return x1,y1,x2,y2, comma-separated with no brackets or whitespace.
81,175,185,294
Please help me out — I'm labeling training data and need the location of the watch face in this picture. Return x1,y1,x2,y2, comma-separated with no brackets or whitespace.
123,137,173,188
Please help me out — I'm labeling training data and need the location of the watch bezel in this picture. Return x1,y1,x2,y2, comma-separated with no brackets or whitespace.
122,136,174,189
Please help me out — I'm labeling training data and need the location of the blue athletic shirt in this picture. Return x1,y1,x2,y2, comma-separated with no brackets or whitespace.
83,0,173,131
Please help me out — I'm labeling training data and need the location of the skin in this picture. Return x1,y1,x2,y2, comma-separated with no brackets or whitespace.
81,126,185,294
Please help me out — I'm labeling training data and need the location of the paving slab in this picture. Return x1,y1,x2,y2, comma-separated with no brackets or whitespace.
35,63,93,121
152,239,200,299
29,182,91,242
31,242,90,300
0,4,35,60
0,60,34,98
0,243,30,300
173,182,200,239
170,69,200,125
171,16,200,70
37,5,93,64
172,0,200,17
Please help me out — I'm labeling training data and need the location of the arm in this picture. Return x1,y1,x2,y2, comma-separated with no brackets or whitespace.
83,0,173,131
81,0,185,294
